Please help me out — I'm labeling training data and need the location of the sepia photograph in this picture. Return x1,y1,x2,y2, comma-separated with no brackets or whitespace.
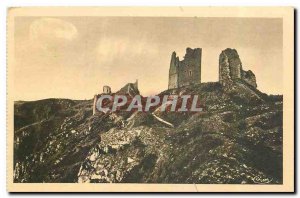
6,7,294,192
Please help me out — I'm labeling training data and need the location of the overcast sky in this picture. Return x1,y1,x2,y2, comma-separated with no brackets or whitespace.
14,17,283,100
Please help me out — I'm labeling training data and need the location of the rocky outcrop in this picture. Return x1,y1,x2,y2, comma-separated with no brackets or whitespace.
242,70,257,88
219,48,257,88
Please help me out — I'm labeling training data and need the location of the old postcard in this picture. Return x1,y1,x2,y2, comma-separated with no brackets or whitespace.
7,7,294,192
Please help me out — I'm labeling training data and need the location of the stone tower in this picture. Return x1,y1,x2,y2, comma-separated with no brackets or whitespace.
219,48,257,88
168,48,202,89
93,85,112,115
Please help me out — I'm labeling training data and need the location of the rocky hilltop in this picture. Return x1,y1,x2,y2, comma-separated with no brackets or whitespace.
14,48,283,184
14,80,283,184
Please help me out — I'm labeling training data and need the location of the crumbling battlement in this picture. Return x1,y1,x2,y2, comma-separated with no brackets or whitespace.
168,48,202,89
219,48,257,88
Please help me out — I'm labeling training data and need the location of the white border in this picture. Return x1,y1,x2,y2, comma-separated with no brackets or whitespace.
1,0,299,197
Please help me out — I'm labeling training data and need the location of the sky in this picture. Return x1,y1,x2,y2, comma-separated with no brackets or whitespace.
14,17,283,101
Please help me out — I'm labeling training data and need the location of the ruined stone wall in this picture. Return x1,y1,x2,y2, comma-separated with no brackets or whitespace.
92,94,98,115
168,52,179,89
219,48,257,88
219,51,232,87
219,48,242,86
168,48,201,89
178,48,202,87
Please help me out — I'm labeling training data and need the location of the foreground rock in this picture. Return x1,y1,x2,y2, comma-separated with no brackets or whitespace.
14,82,282,184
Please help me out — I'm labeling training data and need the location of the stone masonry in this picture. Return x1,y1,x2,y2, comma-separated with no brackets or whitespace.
168,48,202,89
219,48,257,88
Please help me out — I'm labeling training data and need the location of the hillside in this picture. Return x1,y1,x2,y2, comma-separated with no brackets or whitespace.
13,81,283,184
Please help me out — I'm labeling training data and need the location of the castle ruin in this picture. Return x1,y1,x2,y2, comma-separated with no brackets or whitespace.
92,80,139,115
94,48,257,115
168,48,202,89
219,48,257,88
